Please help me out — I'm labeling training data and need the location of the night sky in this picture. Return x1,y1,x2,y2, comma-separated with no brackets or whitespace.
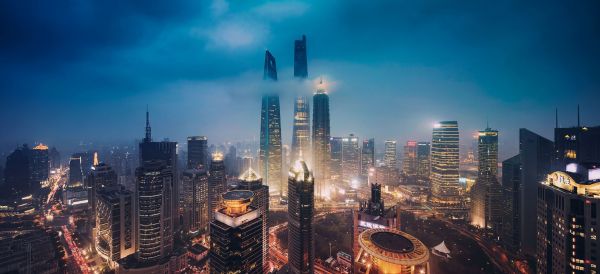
1,0,599,159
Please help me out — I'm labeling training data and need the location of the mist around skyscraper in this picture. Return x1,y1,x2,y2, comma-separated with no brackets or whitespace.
2,1,600,274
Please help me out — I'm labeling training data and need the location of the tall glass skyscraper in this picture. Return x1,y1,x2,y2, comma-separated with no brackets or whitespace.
402,140,418,177
208,153,227,221
342,134,360,183
287,160,315,274
329,137,343,182
416,142,431,184
294,35,308,78
135,160,173,262
312,80,330,197
470,127,502,231
234,168,269,273
187,136,208,169
260,50,283,196
384,140,397,169
430,121,463,216
361,138,375,178
292,96,310,163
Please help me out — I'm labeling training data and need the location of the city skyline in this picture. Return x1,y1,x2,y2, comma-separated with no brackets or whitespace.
2,2,600,274
2,1,599,161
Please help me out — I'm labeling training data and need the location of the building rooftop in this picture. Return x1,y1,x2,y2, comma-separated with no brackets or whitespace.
358,228,429,266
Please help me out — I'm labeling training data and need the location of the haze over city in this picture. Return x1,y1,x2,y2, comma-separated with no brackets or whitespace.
2,0,599,159
1,1,600,274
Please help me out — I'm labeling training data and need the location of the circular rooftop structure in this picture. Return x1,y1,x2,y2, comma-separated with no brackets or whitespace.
371,231,415,253
222,190,254,202
359,228,429,267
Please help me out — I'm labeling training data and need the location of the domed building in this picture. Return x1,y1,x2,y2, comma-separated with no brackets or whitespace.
354,228,429,274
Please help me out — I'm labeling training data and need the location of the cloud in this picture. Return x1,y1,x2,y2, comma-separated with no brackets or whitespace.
198,18,269,50
253,1,309,20
210,0,229,17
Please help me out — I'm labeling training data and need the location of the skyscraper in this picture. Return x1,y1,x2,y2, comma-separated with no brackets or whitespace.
69,155,84,186
30,143,49,183
361,138,375,178
416,142,431,184
470,127,502,231
187,136,208,169
88,162,118,237
341,134,360,183
384,140,397,169
329,137,343,181
291,96,311,164
294,35,308,78
208,152,227,221
402,140,418,177
181,168,209,234
430,121,463,216
519,128,553,256
553,124,600,170
234,168,269,273
536,163,600,273
209,190,263,274
312,80,330,197
287,160,315,274
49,146,61,169
2,145,33,199
134,160,174,262
501,154,521,253
95,187,135,267
138,109,179,232
260,50,283,196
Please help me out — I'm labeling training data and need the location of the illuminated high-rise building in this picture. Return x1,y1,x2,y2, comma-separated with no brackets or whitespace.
291,96,310,164
294,35,308,78
354,228,430,274
288,160,315,273
49,146,61,169
416,142,431,184
312,80,330,197
402,141,418,177
384,140,397,169
234,168,269,273
208,153,227,221
553,123,600,170
361,138,375,178
30,143,49,183
329,137,343,181
95,187,135,268
88,162,118,239
536,163,600,274
470,127,502,231
500,154,521,253
430,121,463,217
260,50,283,196
138,109,179,231
181,168,209,234
342,134,360,183
69,155,84,186
519,128,553,256
134,160,174,262
187,136,208,169
209,190,263,274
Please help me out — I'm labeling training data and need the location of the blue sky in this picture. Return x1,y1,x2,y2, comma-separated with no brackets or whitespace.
1,0,599,159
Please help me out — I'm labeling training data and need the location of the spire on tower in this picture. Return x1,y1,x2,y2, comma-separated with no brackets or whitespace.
144,105,152,143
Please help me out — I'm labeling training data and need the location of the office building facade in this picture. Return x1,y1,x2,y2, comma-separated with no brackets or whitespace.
288,160,315,273
430,121,463,216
